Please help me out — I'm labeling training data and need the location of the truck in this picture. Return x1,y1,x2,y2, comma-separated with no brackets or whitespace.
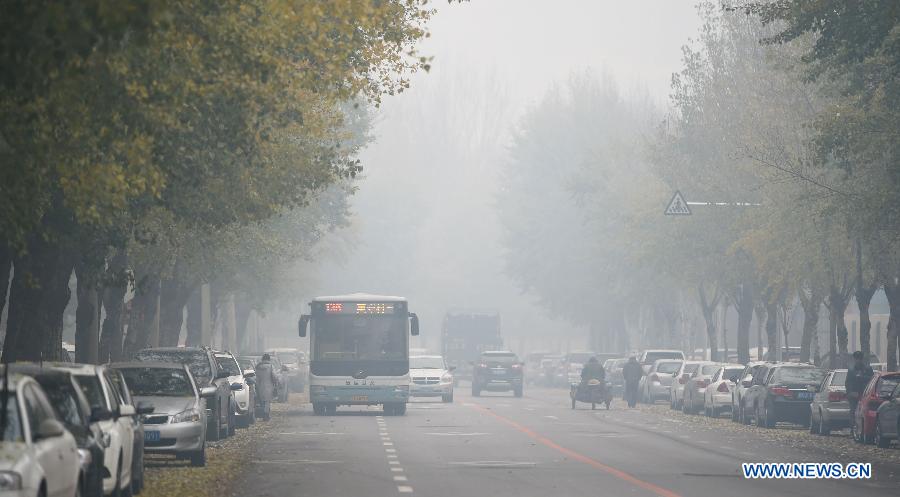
441,309,502,383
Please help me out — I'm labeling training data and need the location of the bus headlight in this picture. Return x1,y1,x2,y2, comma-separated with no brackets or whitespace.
0,471,22,491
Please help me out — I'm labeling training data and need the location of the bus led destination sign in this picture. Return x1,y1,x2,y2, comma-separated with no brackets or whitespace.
322,302,396,315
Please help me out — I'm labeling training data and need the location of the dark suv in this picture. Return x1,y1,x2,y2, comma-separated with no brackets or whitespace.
742,363,827,428
134,347,234,440
472,351,524,397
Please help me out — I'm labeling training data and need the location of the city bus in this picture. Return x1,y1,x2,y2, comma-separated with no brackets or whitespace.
298,293,420,416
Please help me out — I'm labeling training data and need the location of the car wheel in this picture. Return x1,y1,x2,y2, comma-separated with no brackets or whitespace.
762,403,775,428
820,416,831,436
37,482,46,497
189,444,207,467
809,411,819,434
514,386,523,398
875,418,891,448
228,408,236,436
731,400,739,422
852,419,863,443
132,451,144,495
111,458,123,497
207,405,221,441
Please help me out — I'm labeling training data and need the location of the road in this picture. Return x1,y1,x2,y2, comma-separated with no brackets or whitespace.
241,386,900,497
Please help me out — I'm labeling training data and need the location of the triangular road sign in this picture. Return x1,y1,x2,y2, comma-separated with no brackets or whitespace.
665,191,691,215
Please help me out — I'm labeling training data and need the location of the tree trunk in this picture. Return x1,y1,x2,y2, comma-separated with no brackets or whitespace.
698,285,719,361
123,273,161,357
765,300,778,361
799,289,822,364
828,284,850,367
884,281,900,372
2,235,75,362
735,283,754,364
0,241,10,323
234,296,252,352
185,287,202,347
99,250,128,362
857,287,876,359
158,277,197,347
74,261,101,364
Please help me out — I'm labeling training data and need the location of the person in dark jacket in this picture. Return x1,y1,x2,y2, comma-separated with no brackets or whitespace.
622,357,644,408
580,357,606,384
845,350,874,430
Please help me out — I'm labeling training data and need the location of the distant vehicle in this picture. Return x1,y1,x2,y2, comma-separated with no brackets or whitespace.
604,358,628,395
269,348,309,392
703,365,744,417
51,363,138,497
809,369,849,435
7,364,107,497
112,362,216,466
742,363,827,428
731,361,771,423
564,351,599,369
852,371,900,444
874,382,900,448
134,347,234,441
525,351,552,385
639,350,685,374
682,362,725,414
537,355,565,387
640,359,682,404
0,372,81,497
298,293,420,416
669,361,703,410
441,309,502,383
472,351,524,397
215,351,256,428
409,355,455,403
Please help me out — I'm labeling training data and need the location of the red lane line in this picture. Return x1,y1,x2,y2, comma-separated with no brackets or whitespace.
468,403,683,497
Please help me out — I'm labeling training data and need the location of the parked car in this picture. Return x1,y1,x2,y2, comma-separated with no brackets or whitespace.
214,352,255,429
731,361,771,423
270,348,308,393
639,350,685,373
851,371,900,444
51,363,137,497
704,364,745,417
7,364,106,497
742,363,826,428
604,358,628,396
640,359,682,404
682,362,724,414
669,361,703,410
472,351,524,397
874,381,900,448
106,368,152,495
112,362,216,467
134,347,233,440
537,355,565,388
409,355,455,402
0,372,81,497
808,369,849,435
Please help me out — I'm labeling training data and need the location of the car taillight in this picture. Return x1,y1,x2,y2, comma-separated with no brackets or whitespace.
770,386,792,397
827,391,845,402
650,374,660,383
512,364,522,369
717,382,729,393
868,399,883,411
479,363,488,368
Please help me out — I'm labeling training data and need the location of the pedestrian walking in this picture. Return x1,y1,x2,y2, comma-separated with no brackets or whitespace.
255,354,278,421
845,350,874,432
622,356,644,408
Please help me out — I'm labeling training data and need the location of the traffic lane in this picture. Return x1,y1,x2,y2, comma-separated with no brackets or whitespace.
385,397,658,497
505,386,899,495
243,405,401,497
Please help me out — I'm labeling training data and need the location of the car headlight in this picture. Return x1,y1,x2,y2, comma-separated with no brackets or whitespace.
172,408,201,423
0,471,22,491
77,448,92,467
441,373,453,383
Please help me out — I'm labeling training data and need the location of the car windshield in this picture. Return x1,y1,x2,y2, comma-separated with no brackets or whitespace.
701,365,720,375
0,396,23,442
216,356,242,376
40,380,84,427
773,367,826,385
135,350,211,384
723,367,744,380
238,358,257,371
74,375,106,409
831,371,847,386
877,376,900,397
313,315,407,361
411,356,445,369
657,362,681,374
275,352,298,365
119,368,195,397
684,364,700,374
482,353,518,365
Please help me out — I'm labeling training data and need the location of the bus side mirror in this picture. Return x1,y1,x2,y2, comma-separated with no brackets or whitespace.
299,314,310,338
410,313,420,336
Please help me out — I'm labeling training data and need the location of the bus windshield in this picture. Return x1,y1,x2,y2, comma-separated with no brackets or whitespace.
314,315,407,361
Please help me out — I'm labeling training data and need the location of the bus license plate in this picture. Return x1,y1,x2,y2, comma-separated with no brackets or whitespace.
144,431,160,442
352,395,368,402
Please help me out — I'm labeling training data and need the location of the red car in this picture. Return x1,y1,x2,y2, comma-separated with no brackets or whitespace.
853,371,900,444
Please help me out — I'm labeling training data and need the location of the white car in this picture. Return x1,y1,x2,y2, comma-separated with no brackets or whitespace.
0,372,81,497
215,352,254,428
409,355,454,402
704,365,745,417
682,362,725,414
52,364,136,497
639,359,682,404
669,361,703,410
